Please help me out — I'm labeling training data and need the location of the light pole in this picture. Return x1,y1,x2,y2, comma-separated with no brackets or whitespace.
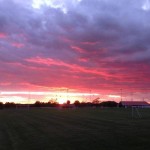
66,88,68,100
120,89,122,102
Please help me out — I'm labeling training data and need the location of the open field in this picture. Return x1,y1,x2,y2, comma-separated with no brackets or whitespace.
0,108,150,150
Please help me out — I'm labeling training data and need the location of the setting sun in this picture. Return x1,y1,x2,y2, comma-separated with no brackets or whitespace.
0,91,99,104
57,98,66,104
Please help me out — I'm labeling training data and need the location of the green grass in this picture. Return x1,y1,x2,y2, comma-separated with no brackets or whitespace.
0,108,150,150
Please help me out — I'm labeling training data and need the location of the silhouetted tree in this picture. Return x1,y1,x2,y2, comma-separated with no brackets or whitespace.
0,102,3,109
74,100,80,107
92,99,100,104
5,102,16,108
66,100,70,105
48,98,57,104
48,99,59,107
34,101,42,107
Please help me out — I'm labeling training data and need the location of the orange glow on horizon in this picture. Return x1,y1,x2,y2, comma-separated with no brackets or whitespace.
0,91,100,104
108,95,121,98
57,99,66,104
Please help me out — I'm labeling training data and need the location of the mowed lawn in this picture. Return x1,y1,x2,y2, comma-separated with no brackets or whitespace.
0,108,150,150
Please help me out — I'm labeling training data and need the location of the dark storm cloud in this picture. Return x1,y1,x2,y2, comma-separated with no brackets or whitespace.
0,0,150,92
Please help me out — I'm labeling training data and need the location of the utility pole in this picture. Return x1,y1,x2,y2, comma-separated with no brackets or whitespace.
90,90,92,102
131,92,133,101
66,88,68,100
120,89,122,102
28,91,30,110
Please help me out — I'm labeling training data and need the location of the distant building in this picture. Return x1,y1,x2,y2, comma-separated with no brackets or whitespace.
120,101,150,108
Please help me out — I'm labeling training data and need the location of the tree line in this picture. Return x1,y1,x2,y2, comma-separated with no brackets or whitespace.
0,99,119,109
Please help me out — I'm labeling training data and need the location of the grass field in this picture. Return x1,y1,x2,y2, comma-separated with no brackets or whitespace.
0,108,150,150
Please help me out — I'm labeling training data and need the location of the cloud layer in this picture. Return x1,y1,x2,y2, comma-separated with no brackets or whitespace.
0,0,150,99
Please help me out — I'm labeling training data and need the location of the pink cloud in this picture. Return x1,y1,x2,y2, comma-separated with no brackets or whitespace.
0,0,150,102
0,33,7,38
11,42,24,48
81,41,99,45
0,82,11,86
71,46,86,53
26,57,112,79
78,57,88,62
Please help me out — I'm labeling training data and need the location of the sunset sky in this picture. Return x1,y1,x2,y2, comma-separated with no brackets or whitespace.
0,0,150,103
